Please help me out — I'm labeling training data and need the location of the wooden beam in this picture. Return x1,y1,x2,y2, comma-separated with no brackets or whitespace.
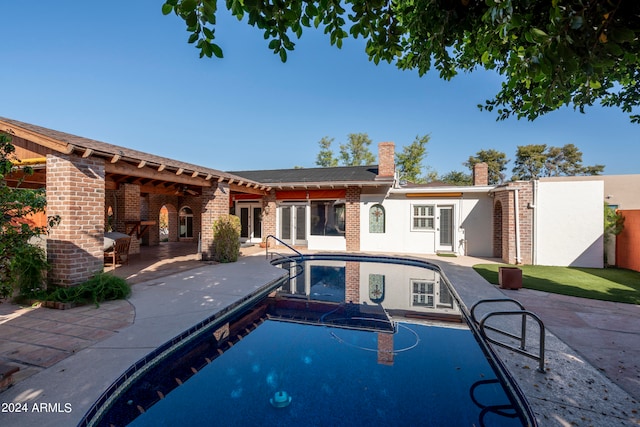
205,174,212,180
176,168,184,176
110,154,121,163
191,171,199,178
229,182,268,196
137,160,146,168
105,162,213,188
82,148,93,158
158,164,166,172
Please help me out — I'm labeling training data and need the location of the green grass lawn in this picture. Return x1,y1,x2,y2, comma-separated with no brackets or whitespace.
473,264,640,305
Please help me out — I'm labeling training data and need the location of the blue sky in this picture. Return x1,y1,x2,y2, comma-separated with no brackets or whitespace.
1,1,638,176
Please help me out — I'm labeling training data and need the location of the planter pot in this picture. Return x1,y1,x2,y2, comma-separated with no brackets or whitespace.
498,267,522,290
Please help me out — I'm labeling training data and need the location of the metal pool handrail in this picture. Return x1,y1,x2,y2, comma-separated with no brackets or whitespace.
264,235,304,279
470,298,546,373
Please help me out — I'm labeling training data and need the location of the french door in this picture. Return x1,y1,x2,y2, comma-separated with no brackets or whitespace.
279,204,307,246
239,204,262,243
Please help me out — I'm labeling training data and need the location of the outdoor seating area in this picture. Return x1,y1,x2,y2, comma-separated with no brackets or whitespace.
104,232,132,267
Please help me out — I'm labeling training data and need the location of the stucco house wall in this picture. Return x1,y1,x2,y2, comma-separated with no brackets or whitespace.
534,179,604,267
359,191,493,257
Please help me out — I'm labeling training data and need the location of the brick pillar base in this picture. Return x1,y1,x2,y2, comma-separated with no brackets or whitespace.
201,182,229,260
345,187,361,251
46,154,105,287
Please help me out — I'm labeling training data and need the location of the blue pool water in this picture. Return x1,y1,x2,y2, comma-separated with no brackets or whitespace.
83,254,535,427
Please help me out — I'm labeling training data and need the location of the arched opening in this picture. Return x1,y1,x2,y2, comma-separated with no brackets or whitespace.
179,206,194,239
493,200,503,258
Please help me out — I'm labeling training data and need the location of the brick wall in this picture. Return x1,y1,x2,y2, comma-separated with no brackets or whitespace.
262,191,277,240
46,154,105,286
492,182,534,264
201,182,230,259
122,183,141,255
345,187,361,251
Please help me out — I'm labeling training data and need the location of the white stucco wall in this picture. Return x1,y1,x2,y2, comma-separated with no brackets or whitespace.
535,180,604,267
359,192,493,257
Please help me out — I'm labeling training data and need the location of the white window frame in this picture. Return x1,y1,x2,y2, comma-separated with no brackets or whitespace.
411,279,435,308
411,204,435,231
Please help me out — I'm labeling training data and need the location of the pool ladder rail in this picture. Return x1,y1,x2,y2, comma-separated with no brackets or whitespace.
264,235,305,280
470,298,546,373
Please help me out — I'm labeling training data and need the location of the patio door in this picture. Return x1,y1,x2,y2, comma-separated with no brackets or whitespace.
239,204,262,243
437,206,454,252
279,204,307,246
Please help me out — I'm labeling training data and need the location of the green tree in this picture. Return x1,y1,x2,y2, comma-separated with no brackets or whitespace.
513,143,605,179
545,143,605,176
0,133,57,299
439,171,473,186
512,144,548,180
339,133,375,166
315,136,338,167
395,134,430,183
464,149,508,185
163,0,640,122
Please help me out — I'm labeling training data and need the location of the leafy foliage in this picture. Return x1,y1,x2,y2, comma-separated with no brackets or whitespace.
315,136,338,167
164,0,640,122
512,143,604,180
395,134,430,183
604,203,624,240
213,214,241,263
29,272,131,308
439,170,472,186
0,133,59,300
464,149,508,185
339,133,376,166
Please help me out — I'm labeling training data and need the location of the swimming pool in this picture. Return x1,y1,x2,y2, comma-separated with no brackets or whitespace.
81,254,536,426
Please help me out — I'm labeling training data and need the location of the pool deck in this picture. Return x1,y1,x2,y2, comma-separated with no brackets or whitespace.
0,250,638,426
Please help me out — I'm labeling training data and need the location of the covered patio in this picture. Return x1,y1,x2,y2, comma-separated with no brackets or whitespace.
1,117,272,287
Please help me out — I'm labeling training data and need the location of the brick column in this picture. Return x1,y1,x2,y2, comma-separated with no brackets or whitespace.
377,333,394,366
122,183,141,255
345,187,361,251
492,182,533,264
262,191,277,240
201,182,229,260
345,261,360,303
147,194,164,246
46,154,105,287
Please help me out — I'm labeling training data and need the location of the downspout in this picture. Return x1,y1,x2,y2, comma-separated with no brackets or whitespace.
514,188,521,264
531,180,538,265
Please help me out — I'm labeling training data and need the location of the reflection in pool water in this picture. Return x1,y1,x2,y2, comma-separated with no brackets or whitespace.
84,254,535,427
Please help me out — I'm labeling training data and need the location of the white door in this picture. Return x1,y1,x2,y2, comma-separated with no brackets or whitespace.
239,204,262,243
278,204,307,246
436,206,454,252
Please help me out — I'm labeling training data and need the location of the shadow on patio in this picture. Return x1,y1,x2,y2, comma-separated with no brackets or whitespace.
105,242,265,285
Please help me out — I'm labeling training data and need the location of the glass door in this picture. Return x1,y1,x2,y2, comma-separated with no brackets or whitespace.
279,204,307,246
238,204,262,243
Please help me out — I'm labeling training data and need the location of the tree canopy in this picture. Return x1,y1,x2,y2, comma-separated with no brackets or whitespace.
395,134,431,183
464,149,509,185
512,143,604,180
164,0,640,122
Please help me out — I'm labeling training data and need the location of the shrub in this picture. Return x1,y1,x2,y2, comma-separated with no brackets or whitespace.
11,243,49,298
37,272,131,308
212,215,241,263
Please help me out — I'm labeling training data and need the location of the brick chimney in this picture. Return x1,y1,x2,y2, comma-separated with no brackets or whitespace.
473,162,489,186
377,142,395,178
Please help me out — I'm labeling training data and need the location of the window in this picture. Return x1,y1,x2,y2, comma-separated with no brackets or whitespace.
369,204,385,233
179,206,193,238
411,280,434,307
412,205,434,231
311,201,345,236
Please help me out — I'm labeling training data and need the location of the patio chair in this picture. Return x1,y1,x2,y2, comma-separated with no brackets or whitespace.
104,236,131,267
